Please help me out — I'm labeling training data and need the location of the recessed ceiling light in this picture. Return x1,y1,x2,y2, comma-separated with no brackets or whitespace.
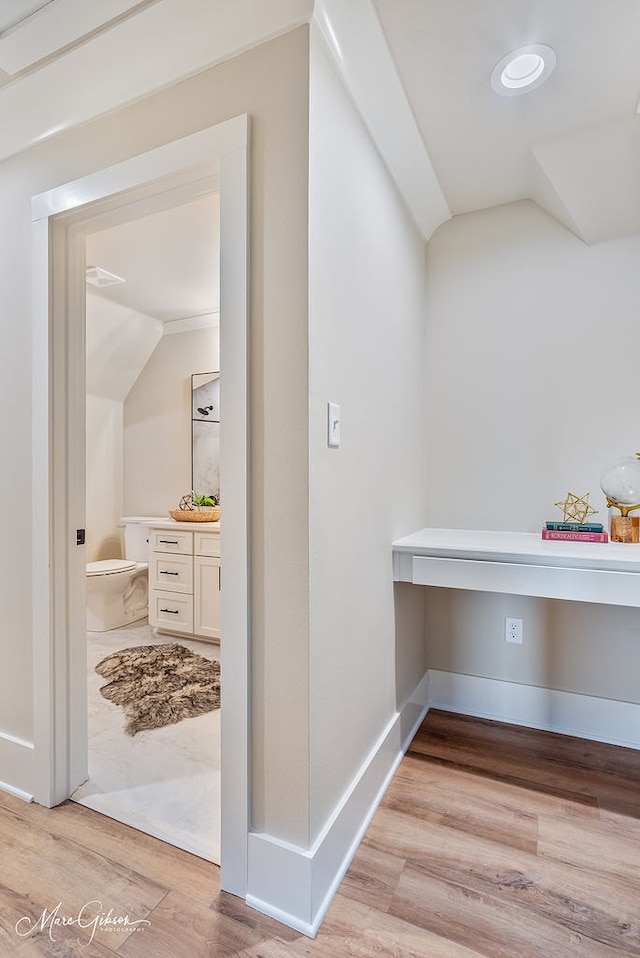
490,44,556,97
86,266,125,287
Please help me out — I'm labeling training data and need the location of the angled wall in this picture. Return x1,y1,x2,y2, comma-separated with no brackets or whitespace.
245,23,428,935
308,24,428,837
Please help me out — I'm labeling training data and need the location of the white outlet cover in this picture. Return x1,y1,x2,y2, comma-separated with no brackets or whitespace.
505,616,523,644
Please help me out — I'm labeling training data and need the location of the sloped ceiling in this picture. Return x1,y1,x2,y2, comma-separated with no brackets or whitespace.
0,1,50,35
371,0,640,243
1,0,638,245
86,292,162,402
86,193,220,324
0,0,313,162
85,193,219,401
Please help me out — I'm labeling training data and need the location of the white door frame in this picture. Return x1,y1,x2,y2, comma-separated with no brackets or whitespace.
31,115,250,898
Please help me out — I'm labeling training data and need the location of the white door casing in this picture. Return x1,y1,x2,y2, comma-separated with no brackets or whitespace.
31,115,250,897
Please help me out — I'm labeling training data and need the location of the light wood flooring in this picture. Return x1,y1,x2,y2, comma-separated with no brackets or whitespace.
1,709,639,956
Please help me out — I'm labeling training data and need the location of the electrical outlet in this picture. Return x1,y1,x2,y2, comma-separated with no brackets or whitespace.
505,616,523,644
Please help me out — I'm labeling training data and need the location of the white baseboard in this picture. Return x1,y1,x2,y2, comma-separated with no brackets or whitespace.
246,671,430,937
0,730,35,801
428,670,640,750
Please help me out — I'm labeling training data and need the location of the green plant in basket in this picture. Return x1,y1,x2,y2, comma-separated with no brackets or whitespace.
191,491,220,508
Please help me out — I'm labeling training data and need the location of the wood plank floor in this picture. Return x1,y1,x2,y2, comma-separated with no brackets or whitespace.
1,709,639,956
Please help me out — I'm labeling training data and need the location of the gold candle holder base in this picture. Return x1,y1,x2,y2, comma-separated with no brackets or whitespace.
610,515,640,543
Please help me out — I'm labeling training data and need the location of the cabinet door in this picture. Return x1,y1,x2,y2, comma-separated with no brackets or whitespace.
194,555,221,640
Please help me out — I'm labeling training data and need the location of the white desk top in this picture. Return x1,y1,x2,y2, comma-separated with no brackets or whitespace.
392,528,640,574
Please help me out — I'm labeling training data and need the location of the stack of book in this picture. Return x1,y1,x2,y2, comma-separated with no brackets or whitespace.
542,522,608,543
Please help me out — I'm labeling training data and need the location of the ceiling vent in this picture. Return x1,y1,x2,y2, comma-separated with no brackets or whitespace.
86,266,125,287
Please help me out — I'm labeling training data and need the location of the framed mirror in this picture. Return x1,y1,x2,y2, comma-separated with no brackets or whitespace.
191,371,220,498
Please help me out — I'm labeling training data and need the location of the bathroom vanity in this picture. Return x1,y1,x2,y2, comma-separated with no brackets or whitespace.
148,520,221,642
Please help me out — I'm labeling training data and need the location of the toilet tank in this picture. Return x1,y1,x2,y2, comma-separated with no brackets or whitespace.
121,516,164,562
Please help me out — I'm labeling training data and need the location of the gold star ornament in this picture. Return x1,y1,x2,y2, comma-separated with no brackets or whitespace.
554,491,598,524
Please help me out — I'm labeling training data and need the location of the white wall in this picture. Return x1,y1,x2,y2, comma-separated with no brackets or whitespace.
87,325,219,559
424,200,640,531
423,200,640,700
124,327,218,516
424,589,640,705
0,29,312,844
86,395,123,562
308,29,428,841
86,290,163,561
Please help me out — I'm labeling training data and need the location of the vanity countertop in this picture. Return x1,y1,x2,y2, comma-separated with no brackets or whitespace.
150,519,220,532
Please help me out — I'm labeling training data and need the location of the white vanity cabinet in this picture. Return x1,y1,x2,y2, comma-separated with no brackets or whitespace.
148,521,220,642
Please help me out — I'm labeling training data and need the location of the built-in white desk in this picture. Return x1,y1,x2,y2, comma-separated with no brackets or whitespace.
393,528,640,608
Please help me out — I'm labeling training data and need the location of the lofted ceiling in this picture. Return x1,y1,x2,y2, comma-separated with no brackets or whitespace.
0,0,152,83
0,0,50,34
84,193,220,402
86,194,220,326
1,0,638,251
372,0,640,243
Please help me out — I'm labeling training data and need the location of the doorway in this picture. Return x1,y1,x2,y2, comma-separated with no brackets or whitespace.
72,194,222,860
31,118,250,898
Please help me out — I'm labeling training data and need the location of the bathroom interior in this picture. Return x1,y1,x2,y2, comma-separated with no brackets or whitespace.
72,191,223,864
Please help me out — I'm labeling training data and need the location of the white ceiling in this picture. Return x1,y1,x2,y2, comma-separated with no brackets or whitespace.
1,0,639,255
0,0,150,81
86,194,220,325
0,0,313,162
372,0,640,240
0,0,51,34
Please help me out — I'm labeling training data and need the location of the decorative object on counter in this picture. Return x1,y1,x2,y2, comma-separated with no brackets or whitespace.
600,453,640,542
542,492,605,542
542,528,608,543
609,516,640,543
169,491,220,522
545,521,604,532
95,643,220,735
553,491,598,524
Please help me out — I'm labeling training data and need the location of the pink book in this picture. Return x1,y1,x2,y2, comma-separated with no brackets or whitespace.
541,529,608,543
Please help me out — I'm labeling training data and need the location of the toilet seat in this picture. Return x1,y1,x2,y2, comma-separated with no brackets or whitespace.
86,559,137,576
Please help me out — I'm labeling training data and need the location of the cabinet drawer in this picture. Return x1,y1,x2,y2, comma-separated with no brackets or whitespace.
150,553,193,593
150,590,193,633
195,532,220,557
150,530,193,554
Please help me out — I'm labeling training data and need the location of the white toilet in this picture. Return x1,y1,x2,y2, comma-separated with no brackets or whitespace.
86,516,163,632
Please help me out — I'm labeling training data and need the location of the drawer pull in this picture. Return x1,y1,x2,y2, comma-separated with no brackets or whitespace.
160,608,180,615
159,539,179,545
160,570,179,576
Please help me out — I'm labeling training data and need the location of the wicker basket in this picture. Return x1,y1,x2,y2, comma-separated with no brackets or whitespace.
169,508,220,522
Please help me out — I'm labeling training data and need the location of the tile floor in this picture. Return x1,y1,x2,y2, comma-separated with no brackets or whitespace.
71,620,221,863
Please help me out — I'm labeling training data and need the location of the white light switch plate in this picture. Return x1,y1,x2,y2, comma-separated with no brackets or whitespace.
328,402,340,447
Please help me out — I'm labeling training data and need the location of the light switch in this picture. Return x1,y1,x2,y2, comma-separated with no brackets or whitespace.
328,402,340,447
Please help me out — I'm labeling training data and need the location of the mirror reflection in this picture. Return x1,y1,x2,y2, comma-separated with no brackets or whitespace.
192,371,220,499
